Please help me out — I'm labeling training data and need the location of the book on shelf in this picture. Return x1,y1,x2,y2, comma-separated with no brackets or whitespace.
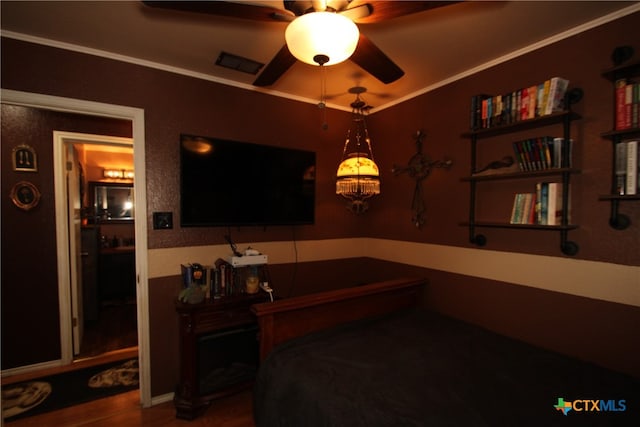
501,92,512,125
626,140,638,195
513,90,521,124
615,79,629,130
614,140,640,195
513,138,534,171
510,192,536,224
510,193,524,224
524,192,536,224
546,182,564,226
636,83,640,129
510,182,569,226
470,94,491,130
538,81,549,117
512,136,571,171
482,97,490,128
528,84,538,120
615,79,639,130
513,139,524,171
615,142,627,195
544,77,570,115
469,77,571,131
551,137,573,168
214,257,238,296
493,94,502,127
520,87,530,122
535,182,548,224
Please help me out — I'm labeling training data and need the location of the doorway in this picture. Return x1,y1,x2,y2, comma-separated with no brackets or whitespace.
1,89,152,407
59,136,137,361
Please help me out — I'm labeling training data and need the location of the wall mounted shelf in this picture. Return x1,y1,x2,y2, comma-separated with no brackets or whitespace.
599,54,640,230
462,167,580,182
463,87,582,256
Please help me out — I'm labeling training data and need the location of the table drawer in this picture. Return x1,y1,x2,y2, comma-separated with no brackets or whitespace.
193,307,254,333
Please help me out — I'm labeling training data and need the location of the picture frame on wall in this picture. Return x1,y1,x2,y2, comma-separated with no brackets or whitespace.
12,144,38,172
10,181,41,211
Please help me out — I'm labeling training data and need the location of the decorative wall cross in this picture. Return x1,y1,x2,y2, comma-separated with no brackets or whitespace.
392,130,452,228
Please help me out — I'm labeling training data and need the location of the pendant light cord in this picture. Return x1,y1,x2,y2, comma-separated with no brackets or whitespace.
319,65,328,130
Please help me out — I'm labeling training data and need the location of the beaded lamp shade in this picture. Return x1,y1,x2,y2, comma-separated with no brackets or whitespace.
336,91,380,214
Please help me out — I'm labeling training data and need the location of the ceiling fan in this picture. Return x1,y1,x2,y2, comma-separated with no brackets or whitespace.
143,1,457,87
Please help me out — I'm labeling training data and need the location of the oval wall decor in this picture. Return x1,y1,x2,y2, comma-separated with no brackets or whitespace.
10,181,41,211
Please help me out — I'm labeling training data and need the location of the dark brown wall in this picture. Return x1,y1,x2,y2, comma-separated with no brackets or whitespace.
422,269,640,380
350,259,640,379
366,12,640,264
2,14,638,259
0,37,366,250
2,11,639,394
361,260,640,379
0,105,131,368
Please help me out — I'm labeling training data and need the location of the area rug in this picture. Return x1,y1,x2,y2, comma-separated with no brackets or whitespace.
2,358,138,422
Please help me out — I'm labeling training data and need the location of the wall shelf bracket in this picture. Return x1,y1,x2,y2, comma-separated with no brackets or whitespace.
609,200,631,230
560,240,579,256
470,233,486,247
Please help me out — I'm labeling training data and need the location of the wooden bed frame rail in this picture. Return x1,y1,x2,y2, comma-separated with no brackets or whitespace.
251,277,427,360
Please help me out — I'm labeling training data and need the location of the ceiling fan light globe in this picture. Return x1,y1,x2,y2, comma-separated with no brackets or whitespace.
285,12,359,66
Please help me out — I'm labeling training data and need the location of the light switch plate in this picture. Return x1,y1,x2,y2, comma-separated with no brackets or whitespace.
153,212,173,230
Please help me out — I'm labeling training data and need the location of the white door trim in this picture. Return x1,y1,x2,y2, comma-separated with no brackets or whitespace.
1,89,151,407
53,131,134,363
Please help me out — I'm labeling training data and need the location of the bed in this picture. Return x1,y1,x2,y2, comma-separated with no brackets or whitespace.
250,278,639,426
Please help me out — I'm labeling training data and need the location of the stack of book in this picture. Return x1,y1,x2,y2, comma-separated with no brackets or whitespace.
615,139,639,195
615,79,639,130
470,77,569,130
213,258,237,298
510,182,568,225
512,137,572,171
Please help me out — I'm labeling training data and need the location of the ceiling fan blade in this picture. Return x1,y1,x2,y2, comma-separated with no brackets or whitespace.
253,45,298,86
347,1,458,24
142,1,294,22
339,3,373,21
350,34,404,84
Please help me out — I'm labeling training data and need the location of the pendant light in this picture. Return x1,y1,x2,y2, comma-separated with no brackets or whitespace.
336,87,381,214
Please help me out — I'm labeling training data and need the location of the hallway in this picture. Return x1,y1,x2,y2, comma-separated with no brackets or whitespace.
77,301,138,360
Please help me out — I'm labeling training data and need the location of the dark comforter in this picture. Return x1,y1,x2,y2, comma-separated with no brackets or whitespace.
253,309,639,426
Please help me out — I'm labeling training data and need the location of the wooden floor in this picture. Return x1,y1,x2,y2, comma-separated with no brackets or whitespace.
2,301,253,426
77,302,138,359
2,347,139,387
3,302,149,426
4,301,138,386
4,388,255,427
3,302,256,426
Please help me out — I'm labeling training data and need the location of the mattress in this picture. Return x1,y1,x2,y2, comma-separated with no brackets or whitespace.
253,309,639,426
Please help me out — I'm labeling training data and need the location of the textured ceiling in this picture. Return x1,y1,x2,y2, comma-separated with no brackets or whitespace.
2,1,639,111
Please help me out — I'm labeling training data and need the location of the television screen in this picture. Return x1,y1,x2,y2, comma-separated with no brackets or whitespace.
180,134,316,227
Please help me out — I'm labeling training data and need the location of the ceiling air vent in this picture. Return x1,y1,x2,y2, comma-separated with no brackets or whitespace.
215,52,264,75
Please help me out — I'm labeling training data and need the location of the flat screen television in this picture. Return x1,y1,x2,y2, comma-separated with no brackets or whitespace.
180,134,316,227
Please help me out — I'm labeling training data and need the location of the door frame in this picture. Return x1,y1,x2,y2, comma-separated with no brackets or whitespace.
53,131,134,359
1,89,151,407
